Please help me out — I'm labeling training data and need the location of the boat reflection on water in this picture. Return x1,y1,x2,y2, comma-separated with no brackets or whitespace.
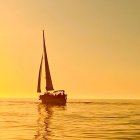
34,103,66,140
34,103,52,140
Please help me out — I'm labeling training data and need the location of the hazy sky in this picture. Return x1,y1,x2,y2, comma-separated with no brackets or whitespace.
0,0,140,99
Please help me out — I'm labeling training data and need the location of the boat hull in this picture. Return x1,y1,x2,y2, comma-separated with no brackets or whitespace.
39,94,67,105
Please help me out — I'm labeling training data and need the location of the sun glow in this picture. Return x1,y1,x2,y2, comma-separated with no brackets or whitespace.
0,0,140,99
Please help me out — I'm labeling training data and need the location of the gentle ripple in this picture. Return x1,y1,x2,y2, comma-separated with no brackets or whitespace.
0,99,140,140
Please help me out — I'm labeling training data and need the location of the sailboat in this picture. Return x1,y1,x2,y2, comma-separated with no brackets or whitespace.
37,30,67,105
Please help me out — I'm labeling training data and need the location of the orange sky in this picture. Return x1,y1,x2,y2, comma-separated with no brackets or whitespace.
0,0,140,99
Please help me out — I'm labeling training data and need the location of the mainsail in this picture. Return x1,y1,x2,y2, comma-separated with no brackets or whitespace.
43,30,54,91
37,55,43,93
37,31,54,93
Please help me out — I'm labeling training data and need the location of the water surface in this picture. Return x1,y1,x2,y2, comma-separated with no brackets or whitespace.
0,99,140,140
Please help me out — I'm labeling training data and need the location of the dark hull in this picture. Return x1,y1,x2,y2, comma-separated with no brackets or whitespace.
40,94,67,105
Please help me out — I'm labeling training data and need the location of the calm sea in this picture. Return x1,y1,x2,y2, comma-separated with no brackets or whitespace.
0,99,139,140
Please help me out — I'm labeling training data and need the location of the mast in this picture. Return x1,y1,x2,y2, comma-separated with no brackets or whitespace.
37,55,43,93
43,30,54,91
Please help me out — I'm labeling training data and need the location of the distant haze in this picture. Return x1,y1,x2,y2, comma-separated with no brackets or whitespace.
0,0,140,99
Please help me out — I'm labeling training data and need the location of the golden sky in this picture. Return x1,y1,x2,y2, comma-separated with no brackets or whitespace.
0,0,140,99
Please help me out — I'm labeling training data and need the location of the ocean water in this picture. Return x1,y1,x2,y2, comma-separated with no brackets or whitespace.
0,99,140,140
